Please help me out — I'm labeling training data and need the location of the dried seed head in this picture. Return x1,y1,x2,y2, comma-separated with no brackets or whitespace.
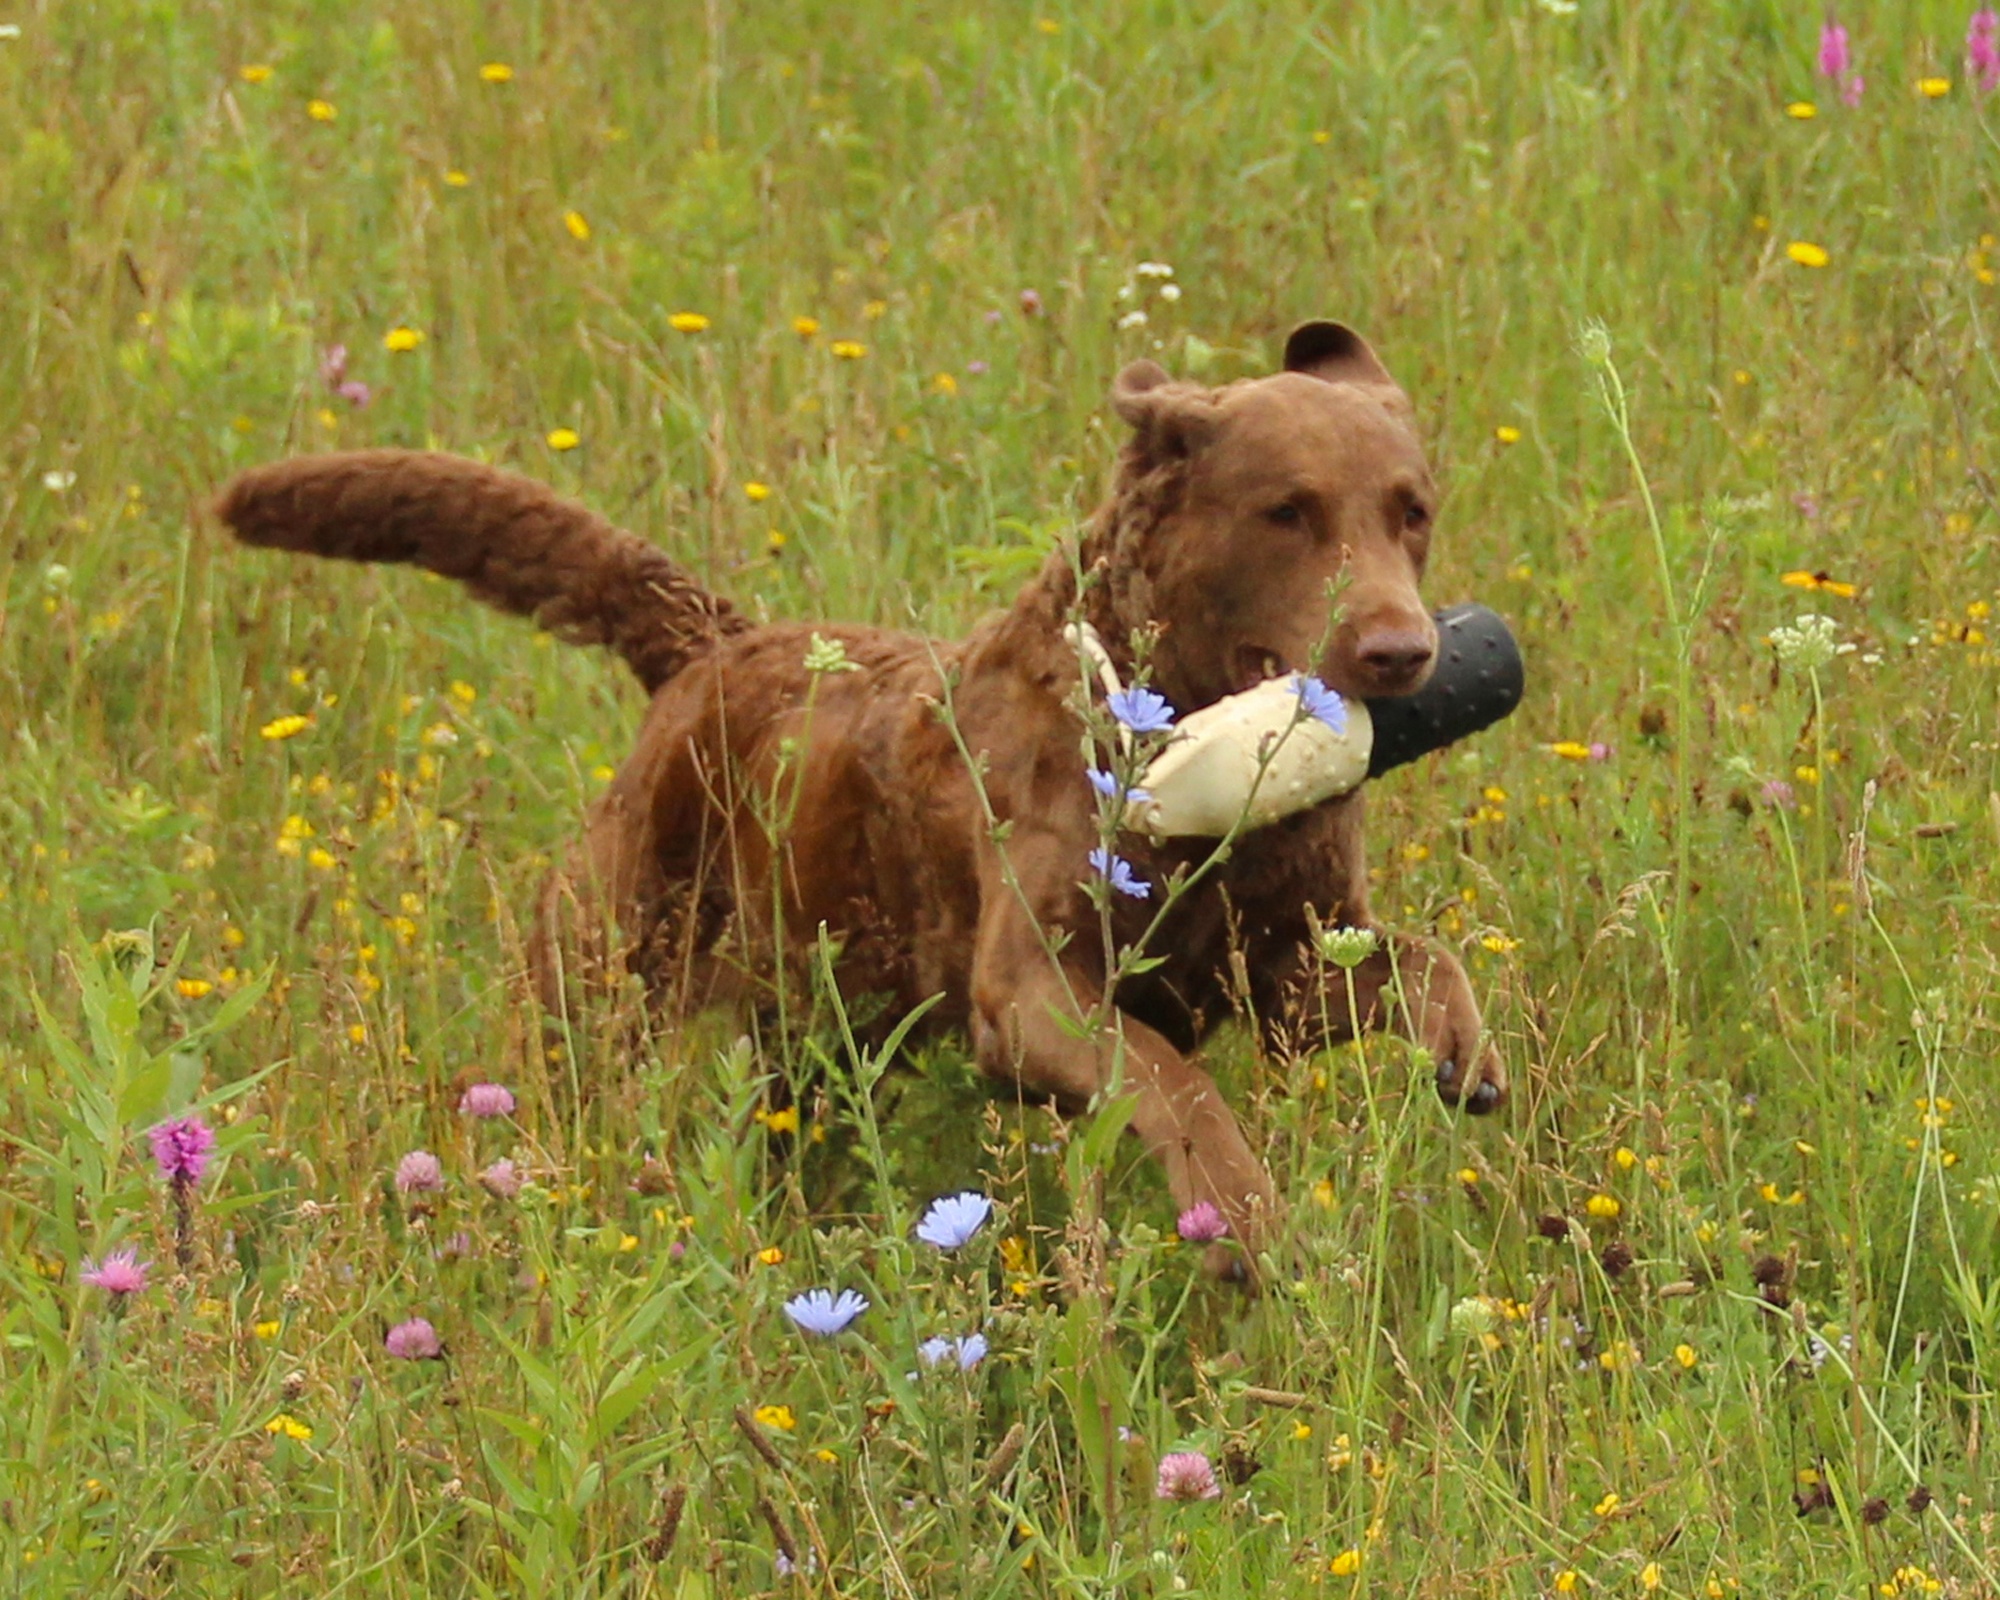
1600,1242,1635,1278
1535,1213,1571,1242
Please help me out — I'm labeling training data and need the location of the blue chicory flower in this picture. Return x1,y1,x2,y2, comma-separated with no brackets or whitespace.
1292,675,1348,735
919,1332,990,1371
783,1287,870,1336
1087,767,1152,806
1106,686,1176,734
916,1191,993,1251
1088,847,1151,899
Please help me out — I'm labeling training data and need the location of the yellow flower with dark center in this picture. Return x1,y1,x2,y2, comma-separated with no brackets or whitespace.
384,326,424,353
240,64,273,84
1786,241,1830,268
307,99,336,122
547,428,580,451
564,210,590,241
1781,570,1856,598
479,62,514,84
753,1404,796,1431
668,311,710,334
830,340,867,359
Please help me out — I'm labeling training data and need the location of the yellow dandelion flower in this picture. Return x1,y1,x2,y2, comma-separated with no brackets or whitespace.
383,326,424,353
306,99,337,122
1642,1563,1664,1592
744,481,772,502
1781,570,1857,598
753,1403,796,1431
1786,241,1830,268
479,62,514,84
1594,1491,1621,1517
1586,1193,1622,1220
1918,77,1951,98
443,169,470,187
546,427,581,451
264,1413,313,1441
793,315,820,337
829,339,867,360
563,209,590,241
755,1245,785,1266
261,713,312,741
176,977,215,999
668,311,710,334
240,63,274,84
1495,424,1522,444
1675,1343,1698,1370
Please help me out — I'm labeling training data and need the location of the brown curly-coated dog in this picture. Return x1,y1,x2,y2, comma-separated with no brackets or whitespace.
219,321,1506,1271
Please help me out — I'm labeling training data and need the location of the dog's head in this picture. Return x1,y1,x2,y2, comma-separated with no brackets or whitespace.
1108,321,1440,711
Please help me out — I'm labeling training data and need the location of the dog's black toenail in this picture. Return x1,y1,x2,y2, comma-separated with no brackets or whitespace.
1435,1057,1459,1088
1469,1081,1501,1114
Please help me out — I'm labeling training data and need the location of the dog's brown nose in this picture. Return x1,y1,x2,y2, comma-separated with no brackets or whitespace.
1357,631,1436,680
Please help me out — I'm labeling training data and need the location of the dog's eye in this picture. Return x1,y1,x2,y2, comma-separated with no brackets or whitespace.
1265,502,1304,527
1404,502,1431,530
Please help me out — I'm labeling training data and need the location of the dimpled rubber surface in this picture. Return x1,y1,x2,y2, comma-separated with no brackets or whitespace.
1364,603,1523,777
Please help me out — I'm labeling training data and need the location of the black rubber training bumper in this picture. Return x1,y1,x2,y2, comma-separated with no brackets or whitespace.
1364,603,1524,777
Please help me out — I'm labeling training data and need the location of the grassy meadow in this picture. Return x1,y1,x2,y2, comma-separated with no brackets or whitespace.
6,0,2000,1592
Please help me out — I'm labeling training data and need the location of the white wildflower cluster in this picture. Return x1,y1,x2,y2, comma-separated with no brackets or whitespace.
1114,260,1180,329
1769,612,1839,674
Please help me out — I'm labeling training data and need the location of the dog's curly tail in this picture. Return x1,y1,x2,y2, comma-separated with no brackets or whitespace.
216,449,746,693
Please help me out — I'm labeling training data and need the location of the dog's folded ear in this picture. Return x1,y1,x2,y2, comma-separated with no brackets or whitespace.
1283,321,1397,390
1112,360,1217,460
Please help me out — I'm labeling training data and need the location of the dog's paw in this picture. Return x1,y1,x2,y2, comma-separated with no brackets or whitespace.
1434,1037,1508,1114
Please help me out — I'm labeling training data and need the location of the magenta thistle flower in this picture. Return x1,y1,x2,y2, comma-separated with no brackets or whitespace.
81,1246,150,1298
1969,6,2000,90
1841,72,1866,106
148,1114,216,1186
1176,1201,1230,1243
1155,1450,1222,1501
1817,19,1851,81
384,1316,442,1359
457,1083,517,1118
395,1149,445,1193
478,1157,523,1198
1761,778,1798,811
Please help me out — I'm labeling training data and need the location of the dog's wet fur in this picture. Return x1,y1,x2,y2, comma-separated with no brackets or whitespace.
218,321,1507,1274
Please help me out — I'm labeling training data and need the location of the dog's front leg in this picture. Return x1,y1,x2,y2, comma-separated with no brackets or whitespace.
1275,933,1508,1113
970,924,1276,1279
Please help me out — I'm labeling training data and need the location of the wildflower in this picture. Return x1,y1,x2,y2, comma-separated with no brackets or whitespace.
383,326,424,353
1116,309,1149,330
1761,778,1797,810
546,428,580,451
254,1319,280,1340
177,978,214,999
1593,1491,1621,1517
1159,282,1182,302
932,371,958,395
80,1246,150,1298
1088,848,1150,899
1918,76,1952,97
384,1317,442,1359
1329,1549,1363,1577
1675,1343,1698,1370
563,209,590,241
792,315,819,337
1585,1193,1621,1220
1781,569,1856,597
1786,241,1830,269
1176,1202,1229,1243
1106,685,1176,733
42,469,76,492
783,1288,869,1336
1786,100,1817,118
1292,675,1348,734
1555,1572,1580,1593
830,339,866,359
753,1404,797,1431
1770,612,1838,671
1818,20,1851,80
1086,767,1151,807
803,633,860,674
457,1083,516,1117
1971,8,2000,91
756,1104,800,1135
1550,740,1593,760
1495,424,1522,443
756,1246,785,1266
478,62,514,83
1449,1296,1498,1339
149,1115,216,1186
443,169,470,187
1314,925,1379,969
306,98,337,122
240,63,273,84
1019,288,1043,315
479,1158,523,1198
744,481,772,502
1155,1450,1221,1501
1642,1563,1664,1592
667,312,709,334
261,714,312,741
1843,75,1866,106
916,1191,993,1250
918,1332,989,1370
395,1150,445,1193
